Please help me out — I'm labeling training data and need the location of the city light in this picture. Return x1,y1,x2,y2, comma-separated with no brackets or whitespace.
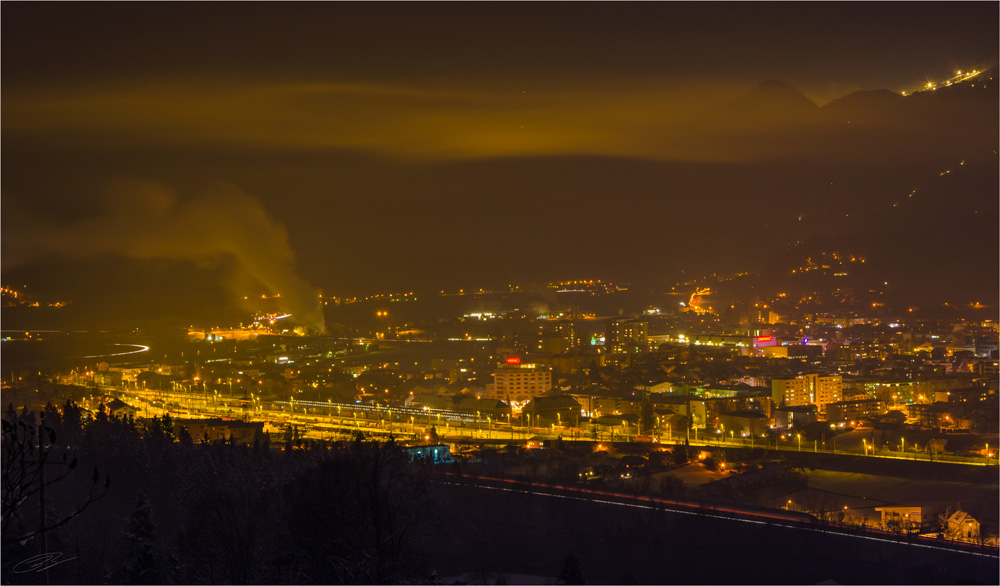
2,4,997,583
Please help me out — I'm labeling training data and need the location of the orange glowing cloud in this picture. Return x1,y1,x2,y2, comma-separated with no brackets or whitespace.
2,77,786,162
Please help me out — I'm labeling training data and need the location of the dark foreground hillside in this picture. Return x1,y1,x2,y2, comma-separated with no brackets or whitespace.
423,481,999,585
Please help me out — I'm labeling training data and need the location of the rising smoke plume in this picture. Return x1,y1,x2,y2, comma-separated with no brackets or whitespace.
2,179,326,333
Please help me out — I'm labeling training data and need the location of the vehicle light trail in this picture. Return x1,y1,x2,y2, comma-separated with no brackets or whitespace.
82,343,150,358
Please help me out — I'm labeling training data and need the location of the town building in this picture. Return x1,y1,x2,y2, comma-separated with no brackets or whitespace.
825,399,886,424
452,397,512,420
605,319,648,354
403,444,452,464
875,506,933,532
718,410,770,438
568,387,643,419
536,320,577,354
172,418,266,445
523,394,583,427
405,393,457,411
946,510,981,541
773,405,818,429
772,373,842,412
490,357,552,412
105,398,137,419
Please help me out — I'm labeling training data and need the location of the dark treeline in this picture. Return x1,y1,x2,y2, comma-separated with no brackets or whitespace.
1,403,437,584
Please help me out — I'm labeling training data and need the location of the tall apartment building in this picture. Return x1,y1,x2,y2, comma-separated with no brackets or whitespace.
606,319,648,354
772,374,842,412
490,357,552,412
536,320,576,354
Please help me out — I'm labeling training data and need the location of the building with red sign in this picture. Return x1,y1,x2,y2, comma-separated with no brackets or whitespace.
490,357,553,412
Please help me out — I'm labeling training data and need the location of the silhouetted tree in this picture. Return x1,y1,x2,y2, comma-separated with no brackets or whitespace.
94,402,109,424
284,438,433,583
639,399,655,436
62,400,83,445
557,551,585,584
43,402,64,444
160,413,175,442
119,492,160,584
937,503,961,537
176,426,193,445
673,443,689,466
145,414,165,441
171,443,283,585
657,475,686,497
1,410,109,545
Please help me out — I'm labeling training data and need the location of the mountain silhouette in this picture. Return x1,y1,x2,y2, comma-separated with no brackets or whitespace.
690,72,997,165
821,68,998,132
821,89,906,126
763,151,998,306
706,79,820,128
700,73,999,304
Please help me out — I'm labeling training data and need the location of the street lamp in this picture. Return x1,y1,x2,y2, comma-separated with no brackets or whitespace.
796,433,801,452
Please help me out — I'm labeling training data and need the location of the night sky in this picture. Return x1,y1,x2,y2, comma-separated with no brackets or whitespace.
2,2,997,329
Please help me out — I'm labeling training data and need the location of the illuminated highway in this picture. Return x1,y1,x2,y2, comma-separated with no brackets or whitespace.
96,384,532,442
85,383,997,466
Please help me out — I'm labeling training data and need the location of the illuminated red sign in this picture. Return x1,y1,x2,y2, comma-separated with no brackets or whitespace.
756,335,773,342
506,356,521,365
